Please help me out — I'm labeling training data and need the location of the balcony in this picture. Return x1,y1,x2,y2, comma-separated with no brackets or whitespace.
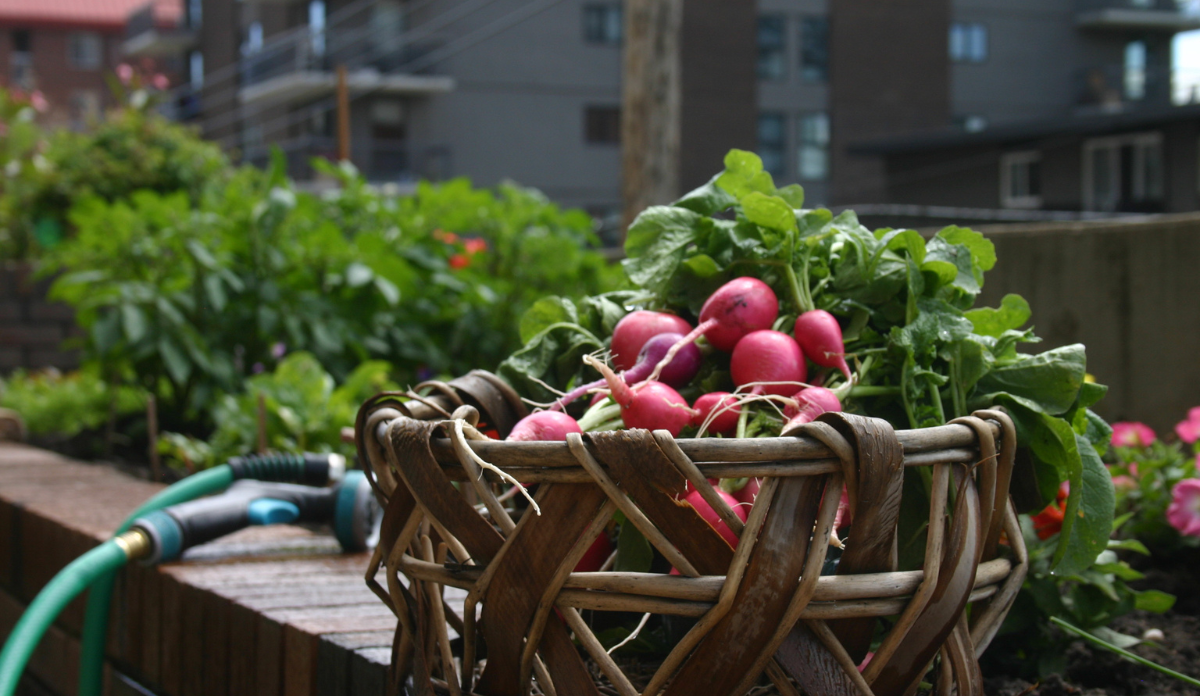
242,135,430,184
122,2,197,57
1076,0,1200,32
238,28,454,110
1075,64,1185,112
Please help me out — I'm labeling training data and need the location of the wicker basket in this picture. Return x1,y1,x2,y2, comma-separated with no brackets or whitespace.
355,370,1028,696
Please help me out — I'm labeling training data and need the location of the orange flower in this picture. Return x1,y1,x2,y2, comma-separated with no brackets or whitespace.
433,229,459,244
1032,481,1070,540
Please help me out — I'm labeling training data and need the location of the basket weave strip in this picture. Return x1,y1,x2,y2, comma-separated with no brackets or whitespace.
356,376,1028,696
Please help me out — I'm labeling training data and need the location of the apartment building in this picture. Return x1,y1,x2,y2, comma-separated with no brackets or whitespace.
122,0,1200,217
0,0,182,129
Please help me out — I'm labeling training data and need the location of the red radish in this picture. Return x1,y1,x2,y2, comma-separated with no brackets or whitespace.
647,277,779,383
731,330,807,397
507,411,582,441
550,331,703,410
611,311,692,371
731,477,760,506
670,489,749,573
692,392,741,436
685,477,721,493
781,386,842,434
585,355,695,436
574,533,614,572
794,310,851,379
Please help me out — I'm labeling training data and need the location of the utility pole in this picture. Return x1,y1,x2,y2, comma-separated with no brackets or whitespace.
336,64,351,163
621,0,683,234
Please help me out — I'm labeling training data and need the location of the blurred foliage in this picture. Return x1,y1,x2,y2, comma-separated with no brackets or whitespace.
0,366,146,437
158,352,395,470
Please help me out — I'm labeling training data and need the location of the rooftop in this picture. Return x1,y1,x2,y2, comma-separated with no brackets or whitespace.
0,0,180,31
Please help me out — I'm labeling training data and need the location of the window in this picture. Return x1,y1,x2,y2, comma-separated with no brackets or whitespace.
1125,41,1146,101
797,113,829,181
584,106,620,145
1084,132,1164,212
12,29,31,53
189,50,204,89
68,33,103,70
69,90,101,129
309,0,327,57
758,16,785,81
1000,151,1042,209
758,113,786,180
187,0,202,29
242,22,263,56
949,23,987,63
584,5,622,45
799,17,828,82
10,30,32,88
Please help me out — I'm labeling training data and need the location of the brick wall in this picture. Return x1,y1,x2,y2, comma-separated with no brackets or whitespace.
0,263,81,373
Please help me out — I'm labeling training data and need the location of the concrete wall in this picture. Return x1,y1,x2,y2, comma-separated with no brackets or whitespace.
977,213,1200,433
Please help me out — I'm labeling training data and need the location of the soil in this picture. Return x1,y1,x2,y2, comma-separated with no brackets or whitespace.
986,599,1200,696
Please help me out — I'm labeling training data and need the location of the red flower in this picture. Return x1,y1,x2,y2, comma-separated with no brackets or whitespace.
448,254,470,270
1032,481,1071,540
464,238,487,255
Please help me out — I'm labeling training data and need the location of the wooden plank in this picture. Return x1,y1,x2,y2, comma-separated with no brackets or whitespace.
317,632,396,696
181,582,207,696
228,602,260,696
203,592,231,696
140,569,162,689
159,572,184,695
349,647,391,696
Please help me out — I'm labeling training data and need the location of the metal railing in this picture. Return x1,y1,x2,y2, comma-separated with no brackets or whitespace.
1076,64,1175,109
1076,0,1199,12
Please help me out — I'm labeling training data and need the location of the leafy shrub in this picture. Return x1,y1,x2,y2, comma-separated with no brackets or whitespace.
38,153,620,430
159,352,395,470
0,367,146,437
0,97,226,259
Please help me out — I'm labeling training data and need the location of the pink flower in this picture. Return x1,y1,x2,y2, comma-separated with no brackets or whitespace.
152,73,170,91
464,238,487,255
1166,479,1200,537
29,91,47,112
1174,407,1200,444
1111,421,1156,448
117,64,134,84
1111,475,1137,492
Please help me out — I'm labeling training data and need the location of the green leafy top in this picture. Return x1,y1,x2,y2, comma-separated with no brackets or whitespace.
502,149,1113,576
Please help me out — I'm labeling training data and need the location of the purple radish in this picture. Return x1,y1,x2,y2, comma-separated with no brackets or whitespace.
586,356,695,436
549,331,702,410
780,386,842,435
648,277,779,383
794,310,851,379
692,392,741,436
507,411,582,441
730,330,807,397
610,311,692,371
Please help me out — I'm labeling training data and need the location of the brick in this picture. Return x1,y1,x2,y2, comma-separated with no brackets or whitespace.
202,592,231,696
317,632,395,696
228,602,260,696
28,301,74,321
27,349,79,370
180,583,207,696
0,347,24,370
0,300,23,321
160,573,184,696
0,325,62,346
141,569,162,689
349,646,390,696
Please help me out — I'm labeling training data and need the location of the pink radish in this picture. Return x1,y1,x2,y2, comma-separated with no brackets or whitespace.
780,386,842,434
692,392,741,436
550,331,703,410
731,330,807,397
671,489,749,573
507,411,582,441
610,311,692,371
585,355,695,436
647,277,779,383
794,310,851,379
731,477,760,506
574,533,614,572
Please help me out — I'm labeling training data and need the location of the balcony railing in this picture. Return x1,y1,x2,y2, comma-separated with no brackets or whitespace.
242,136,429,183
1075,64,1179,110
123,2,197,57
1077,0,1200,30
240,27,442,90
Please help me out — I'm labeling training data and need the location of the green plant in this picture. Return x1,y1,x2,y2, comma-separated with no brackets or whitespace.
0,93,226,260
1105,418,1200,552
502,149,1113,577
159,351,396,470
0,367,146,437
41,153,620,430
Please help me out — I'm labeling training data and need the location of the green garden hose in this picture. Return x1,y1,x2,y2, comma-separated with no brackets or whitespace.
0,532,147,696
75,464,235,696
76,453,334,696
